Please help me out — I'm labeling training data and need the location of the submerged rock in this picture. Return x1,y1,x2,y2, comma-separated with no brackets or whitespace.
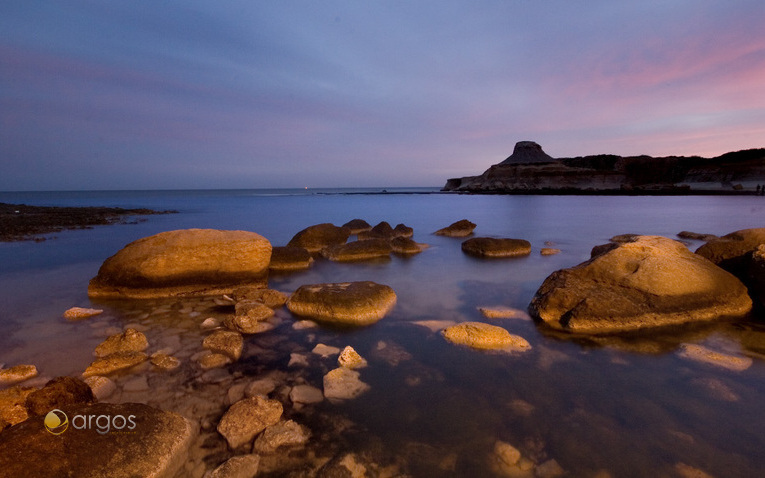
269,246,313,271
338,346,367,369
150,353,181,371
287,281,397,326
677,231,718,241
94,328,148,358
677,344,753,371
232,287,288,308
321,239,392,261
0,402,195,478
442,322,531,351
540,247,561,256
323,367,370,401
209,455,261,478
0,365,38,385
82,352,147,378
63,307,103,321
24,376,95,416
202,330,243,361
217,396,283,450
391,237,428,254
88,228,272,299
462,237,531,258
252,419,311,454
434,219,476,237
289,384,324,405
287,223,350,253
479,307,531,320
529,235,753,334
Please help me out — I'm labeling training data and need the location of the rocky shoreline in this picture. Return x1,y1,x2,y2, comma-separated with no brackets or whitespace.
0,202,176,242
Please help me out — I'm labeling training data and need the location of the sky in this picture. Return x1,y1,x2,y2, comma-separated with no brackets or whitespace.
1,1,765,190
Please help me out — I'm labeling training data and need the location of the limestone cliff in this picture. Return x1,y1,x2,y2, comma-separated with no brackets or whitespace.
443,141,765,194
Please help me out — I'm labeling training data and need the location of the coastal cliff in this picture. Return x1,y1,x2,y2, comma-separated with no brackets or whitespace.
443,141,765,194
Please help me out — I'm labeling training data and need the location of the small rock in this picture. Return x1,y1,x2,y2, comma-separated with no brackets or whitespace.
252,419,311,454
292,320,318,330
150,353,181,371
217,396,283,450
321,239,392,261
442,322,531,351
412,320,456,333
312,344,341,358
674,462,714,478
83,375,117,400
338,346,367,369
224,314,275,334
197,352,232,370
200,317,221,329
323,367,370,402
0,387,36,426
94,328,148,358
434,219,476,237
63,307,103,321
233,287,288,308
287,223,351,253
82,352,147,378
677,344,753,371
342,219,372,234
540,248,561,256
479,307,531,320
203,330,244,361
227,382,247,405
0,365,38,386
209,455,261,478
677,231,718,242
288,353,309,368
24,376,95,416
289,384,324,404
234,300,275,320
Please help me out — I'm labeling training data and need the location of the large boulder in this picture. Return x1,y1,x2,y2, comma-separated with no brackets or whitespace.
287,281,397,326
0,402,195,478
529,235,752,334
461,237,531,258
321,239,392,261
287,223,350,253
88,229,272,299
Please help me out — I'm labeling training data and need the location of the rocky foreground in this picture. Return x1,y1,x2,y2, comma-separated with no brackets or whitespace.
443,141,765,194
1,221,764,476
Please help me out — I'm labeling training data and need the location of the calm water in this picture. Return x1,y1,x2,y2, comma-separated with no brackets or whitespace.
1,189,764,477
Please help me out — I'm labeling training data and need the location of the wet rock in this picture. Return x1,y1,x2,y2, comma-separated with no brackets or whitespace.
462,237,531,258
540,248,561,256
677,231,718,241
83,375,117,400
94,328,148,358
287,281,397,326
394,223,414,238
0,402,195,478
313,344,341,357
252,419,311,454
234,300,275,320
442,322,531,351
287,223,351,253
209,455,261,478
0,386,36,426
323,367,370,401
318,453,369,478
390,236,428,254
357,221,396,240
479,307,531,320
200,317,221,329
695,227,765,273
412,320,456,333
338,346,367,369
269,246,314,271
245,377,278,397
217,396,283,450
342,219,373,234
224,315,276,334
83,352,147,378
530,235,753,334
750,244,765,307
434,219,476,237
691,377,739,402
321,239,392,261
677,344,753,371
196,352,231,369
0,365,38,385
150,353,181,371
63,307,103,321
289,384,324,405
233,287,288,308
491,440,525,476
293,319,318,330
24,376,95,416
88,228,272,299
202,330,243,361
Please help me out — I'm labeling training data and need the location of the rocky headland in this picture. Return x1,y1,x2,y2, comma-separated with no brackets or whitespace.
443,141,765,194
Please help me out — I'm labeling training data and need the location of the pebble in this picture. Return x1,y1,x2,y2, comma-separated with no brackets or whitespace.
196,352,232,370
338,346,367,369
200,317,221,329
227,382,248,405
292,320,318,330
323,367,370,402
150,353,181,371
478,307,531,320
63,307,104,321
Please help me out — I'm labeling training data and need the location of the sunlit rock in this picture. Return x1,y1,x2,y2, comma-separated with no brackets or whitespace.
252,419,311,454
217,396,283,450
82,352,147,378
287,223,350,253
287,281,397,326
677,344,753,371
323,367,370,401
342,218,372,234
88,228,272,299
209,455,260,478
63,307,103,321
321,238,392,261
462,237,531,258
391,236,428,254
442,322,531,351
150,353,181,371
0,386,36,427
479,307,531,320
24,376,95,416
202,330,243,361
83,375,116,400
94,328,148,358
338,346,367,369
0,365,38,386
434,219,476,237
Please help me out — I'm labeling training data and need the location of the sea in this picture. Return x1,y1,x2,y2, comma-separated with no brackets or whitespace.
1,188,764,477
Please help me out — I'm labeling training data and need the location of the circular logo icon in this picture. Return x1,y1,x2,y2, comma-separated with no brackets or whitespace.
44,409,69,435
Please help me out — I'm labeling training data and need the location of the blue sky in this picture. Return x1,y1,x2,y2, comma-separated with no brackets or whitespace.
2,1,764,190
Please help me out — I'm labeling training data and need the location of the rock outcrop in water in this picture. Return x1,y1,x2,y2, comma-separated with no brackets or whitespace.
529,235,753,334
443,141,765,194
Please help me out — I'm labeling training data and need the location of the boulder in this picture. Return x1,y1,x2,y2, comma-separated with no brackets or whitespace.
0,402,195,478
252,420,311,454
461,237,531,258
0,365,38,386
88,229,272,299
530,235,753,334
321,239,392,261
391,237,428,254
323,367,370,401
202,330,243,361
24,376,95,416
393,223,414,238
94,328,148,358
82,352,147,378
287,281,397,326
287,223,350,253
696,228,765,275
269,246,313,271
342,219,372,234
434,219,476,237
442,322,531,351
217,396,283,450
357,221,395,240
63,307,103,321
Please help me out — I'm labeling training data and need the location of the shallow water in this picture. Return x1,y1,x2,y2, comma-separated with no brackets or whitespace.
1,189,765,477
